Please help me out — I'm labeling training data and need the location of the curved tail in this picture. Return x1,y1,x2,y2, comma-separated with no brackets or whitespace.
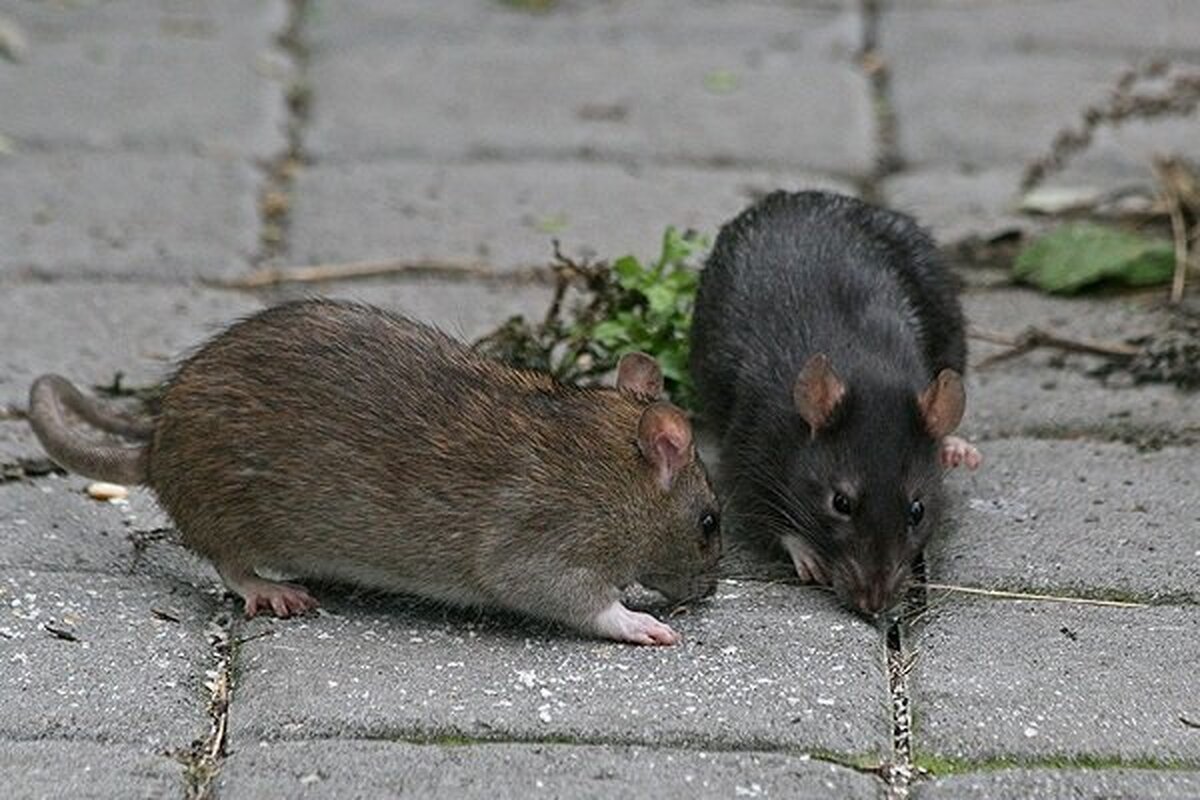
27,374,153,485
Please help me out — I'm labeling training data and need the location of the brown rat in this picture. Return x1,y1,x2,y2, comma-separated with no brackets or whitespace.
689,191,979,617
28,299,722,645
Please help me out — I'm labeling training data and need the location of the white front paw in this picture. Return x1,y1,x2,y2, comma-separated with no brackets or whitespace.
592,601,680,646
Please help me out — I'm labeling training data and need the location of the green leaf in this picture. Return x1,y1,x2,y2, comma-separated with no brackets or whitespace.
643,283,677,316
590,320,628,347
1013,223,1175,294
612,255,646,290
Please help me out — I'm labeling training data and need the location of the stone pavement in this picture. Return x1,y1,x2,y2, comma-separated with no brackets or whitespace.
1,1,1197,797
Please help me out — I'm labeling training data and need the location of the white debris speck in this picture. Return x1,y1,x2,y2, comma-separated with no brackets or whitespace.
327,680,338,688
299,772,321,785
538,705,552,723
1023,726,1038,738
735,783,763,796
721,646,738,656
86,482,129,502
817,697,836,706
515,669,537,688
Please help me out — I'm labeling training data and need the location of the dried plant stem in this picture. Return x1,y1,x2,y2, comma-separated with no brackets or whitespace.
210,257,550,289
1166,192,1190,304
969,325,1139,369
921,583,1148,609
1152,156,1199,304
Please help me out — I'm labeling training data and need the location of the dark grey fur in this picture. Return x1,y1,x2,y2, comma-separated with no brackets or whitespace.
690,190,966,614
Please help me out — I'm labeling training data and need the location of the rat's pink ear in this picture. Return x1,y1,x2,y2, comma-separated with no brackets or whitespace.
637,402,695,491
793,353,846,437
918,369,965,438
616,352,664,399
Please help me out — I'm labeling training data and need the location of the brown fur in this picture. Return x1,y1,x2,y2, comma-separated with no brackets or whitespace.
36,300,721,636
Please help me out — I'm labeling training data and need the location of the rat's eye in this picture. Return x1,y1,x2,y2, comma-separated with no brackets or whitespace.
699,511,720,539
832,492,852,516
907,499,925,527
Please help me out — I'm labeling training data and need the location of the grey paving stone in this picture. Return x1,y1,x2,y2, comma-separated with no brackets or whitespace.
309,0,858,49
219,740,883,799
965,367,1200,444
910,599,1200,762
261,276,556,344
0,0,288,158
286,161,853,273
934,439,1199,599
230,581,890,758
0,152,261,281
881,0,1200,59
0,474,212,590
883,167,1034,244
0,568,216,750
0,740,183,800
963,289,1164,345
0,282,260,409
884,2,1200,172
913,768,1200,800
959,289,1200,441
0,421,53,477
1,477,164,572
305,3,871,173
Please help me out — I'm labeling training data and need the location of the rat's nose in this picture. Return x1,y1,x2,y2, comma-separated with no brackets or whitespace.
853,583,891,617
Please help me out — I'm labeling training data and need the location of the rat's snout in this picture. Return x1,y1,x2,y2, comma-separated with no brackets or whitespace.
641,569,718,604
844,564,910,618
851,582,894,617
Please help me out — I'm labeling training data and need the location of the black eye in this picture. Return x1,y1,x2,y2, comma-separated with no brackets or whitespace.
699,511,720,539
832,492,852,516
908,499,925,527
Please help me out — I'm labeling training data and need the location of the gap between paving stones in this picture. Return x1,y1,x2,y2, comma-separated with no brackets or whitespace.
176,610,236,800
857,0,903,202
892,599,1200,796
253,0,311,267
242,730,884,775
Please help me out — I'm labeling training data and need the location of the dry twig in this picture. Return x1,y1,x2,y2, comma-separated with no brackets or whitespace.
969,325,1139,369
210,257,549,290
921,583,1148,609
1152,156,1200,304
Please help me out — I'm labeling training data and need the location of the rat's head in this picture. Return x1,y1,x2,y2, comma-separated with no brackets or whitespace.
782,354,966,618
614,353,722,603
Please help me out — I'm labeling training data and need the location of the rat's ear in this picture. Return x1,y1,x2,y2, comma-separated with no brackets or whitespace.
616,352,664,399
637,402,695,491
918,369,965,438
793,354,846,437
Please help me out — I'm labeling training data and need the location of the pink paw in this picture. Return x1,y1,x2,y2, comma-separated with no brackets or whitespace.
243,582,319,619
782,535,828,585
592,601,680,646
941,435,982,470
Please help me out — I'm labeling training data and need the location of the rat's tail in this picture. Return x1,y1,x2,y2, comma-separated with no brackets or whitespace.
27,374,153,485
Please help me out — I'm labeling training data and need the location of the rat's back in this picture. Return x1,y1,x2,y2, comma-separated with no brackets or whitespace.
690,190,965,429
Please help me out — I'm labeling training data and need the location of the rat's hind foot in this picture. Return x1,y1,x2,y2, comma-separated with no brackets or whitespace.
217,564,318,619
940,435,982,470
243,581,318,619
782,535,828,585
592,601,680,646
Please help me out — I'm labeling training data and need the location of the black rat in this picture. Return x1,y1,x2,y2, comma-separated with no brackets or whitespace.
28,299,722,645
689,190,980,616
